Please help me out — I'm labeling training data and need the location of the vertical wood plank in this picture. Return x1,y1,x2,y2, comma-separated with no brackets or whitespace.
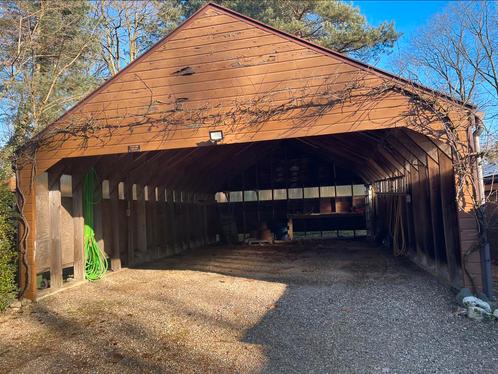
110,180,121,271
417,162,436,264
427,155,447,277
35,173,50,272
439,149,462,287
203,198,209,246
48,173,63,289
136,184,147,262
72,173,85,281
288,217,294,240
150,186,159,259
156,187,166,257
167,190,177,255
409,164,424,260
126,181,135,266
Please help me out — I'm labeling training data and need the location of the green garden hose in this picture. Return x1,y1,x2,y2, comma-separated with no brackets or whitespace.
83,168,108,281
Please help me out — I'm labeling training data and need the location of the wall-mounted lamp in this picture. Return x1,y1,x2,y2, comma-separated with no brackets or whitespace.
209,130,224,142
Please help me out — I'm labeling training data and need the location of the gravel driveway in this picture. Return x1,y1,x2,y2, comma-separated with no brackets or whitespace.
1,239,497,373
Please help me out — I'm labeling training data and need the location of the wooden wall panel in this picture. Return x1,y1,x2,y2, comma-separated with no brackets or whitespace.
18,3,481,298
60,197,74,267
72,173,85,281
30,5,446,173
109,181,122,271
48,173,63,290
35,173,50,272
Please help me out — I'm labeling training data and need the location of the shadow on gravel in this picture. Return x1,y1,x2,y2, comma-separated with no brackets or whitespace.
0,301,237,373
133,239,498,373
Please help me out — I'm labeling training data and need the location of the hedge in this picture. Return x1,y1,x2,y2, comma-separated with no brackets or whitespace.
0,169,17,311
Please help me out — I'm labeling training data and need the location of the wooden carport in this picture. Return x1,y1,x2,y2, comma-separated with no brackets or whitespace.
15,3,486,300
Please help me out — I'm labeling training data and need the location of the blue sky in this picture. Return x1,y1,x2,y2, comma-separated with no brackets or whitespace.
354,1,497,134
353,0,450,69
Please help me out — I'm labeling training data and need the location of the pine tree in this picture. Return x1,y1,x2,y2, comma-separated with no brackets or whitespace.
180,0,400,61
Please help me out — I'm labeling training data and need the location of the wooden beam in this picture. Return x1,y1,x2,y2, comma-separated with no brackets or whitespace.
409,164,425,260
438,149,462,287
394,129,428,166
135,184,147,262
72,173,85,281
48,172,63,290
427,154,447,278
34,173,50,275
126,180,135,266
109,179,121,271
156,186,167,257
403,129,438,163
417,160,436,263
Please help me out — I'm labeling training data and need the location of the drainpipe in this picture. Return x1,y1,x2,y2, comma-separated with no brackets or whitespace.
472,112,494,299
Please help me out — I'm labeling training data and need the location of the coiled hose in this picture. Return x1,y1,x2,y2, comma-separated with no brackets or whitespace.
83,168,108,280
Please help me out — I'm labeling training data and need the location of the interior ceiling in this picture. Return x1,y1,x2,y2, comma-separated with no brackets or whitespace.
51,128,432,192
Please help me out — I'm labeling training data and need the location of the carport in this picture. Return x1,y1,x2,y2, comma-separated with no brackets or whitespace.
15,3,485,300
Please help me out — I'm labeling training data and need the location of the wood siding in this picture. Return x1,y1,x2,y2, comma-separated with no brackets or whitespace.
16,3,480,299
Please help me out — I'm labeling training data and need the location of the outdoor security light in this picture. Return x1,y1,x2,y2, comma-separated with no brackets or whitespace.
209,130,223,142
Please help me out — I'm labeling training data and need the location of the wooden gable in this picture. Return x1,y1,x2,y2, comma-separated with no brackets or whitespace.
29,2,443,173
15,3,482,301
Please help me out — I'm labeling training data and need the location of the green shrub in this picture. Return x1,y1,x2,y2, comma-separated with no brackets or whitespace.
0,170,17,311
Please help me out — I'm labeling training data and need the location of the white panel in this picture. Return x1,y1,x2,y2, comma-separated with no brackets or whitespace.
273,189,287,200
320,186,335,197
258,190,272,201
288,188,303,199
304,187,319,199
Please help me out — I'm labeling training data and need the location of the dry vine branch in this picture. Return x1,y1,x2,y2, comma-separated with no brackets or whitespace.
14,70,487,296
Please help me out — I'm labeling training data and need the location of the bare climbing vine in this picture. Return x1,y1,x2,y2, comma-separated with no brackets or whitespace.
14,70,485,296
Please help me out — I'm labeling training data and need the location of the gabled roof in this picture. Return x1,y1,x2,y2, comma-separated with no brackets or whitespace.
28,1,474,152
206,2,474,110
39,2,475,137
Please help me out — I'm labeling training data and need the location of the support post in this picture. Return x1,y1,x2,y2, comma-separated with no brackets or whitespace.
72,173,85,281
288,217,294,240
156,187,166,257
110,180,121,271
136,184,147,262
427,155,446,277
48,172,63,289
439,150,463,288
126,181,135,266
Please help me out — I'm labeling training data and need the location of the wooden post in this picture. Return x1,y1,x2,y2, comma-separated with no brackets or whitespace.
35,172,50,280
167,190,177,255
288,217,294,240
417,163,436,265
110,180,121,271
126,181,135,266
150,186,159,259
156,187,166,257
48,172,63,289
439,150,462,287
72,173,85,281
427,155,446,277
203,196,209,246
409,164,425,262
136,184,147,262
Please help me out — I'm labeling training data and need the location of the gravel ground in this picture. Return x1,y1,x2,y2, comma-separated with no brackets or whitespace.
1,239,497,373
